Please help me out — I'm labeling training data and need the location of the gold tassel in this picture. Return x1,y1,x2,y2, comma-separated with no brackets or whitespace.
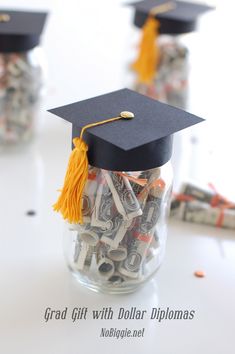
132,16,160,85
53,111,134,224
53,137,88,224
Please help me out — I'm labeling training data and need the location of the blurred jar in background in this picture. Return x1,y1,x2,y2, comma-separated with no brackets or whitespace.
129,0,213,109
0,10,47,149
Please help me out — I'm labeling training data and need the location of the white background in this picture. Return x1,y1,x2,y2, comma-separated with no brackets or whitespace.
0,1,235,353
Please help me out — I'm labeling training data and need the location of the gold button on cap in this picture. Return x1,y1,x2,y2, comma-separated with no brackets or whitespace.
0,14,10,22
120,111,135,119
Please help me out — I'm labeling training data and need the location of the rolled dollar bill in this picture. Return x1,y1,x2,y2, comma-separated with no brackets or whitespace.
108,272,126,285
138,168,164,201
118,194,162,278
130,170,152,196
96,243,115,279
107,245,127,262
137,195,162,234
103,170,142,221
118,232,152,279
74,239,93,271
180,182,214,204
81,167,100,223
91,177,115,230
100,214,130,249
177,200,235,230
180,182,235,209
80,224,101,246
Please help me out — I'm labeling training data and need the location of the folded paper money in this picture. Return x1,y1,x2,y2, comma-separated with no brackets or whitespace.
133,36,189,109
0,10,48,145
171,182,235,230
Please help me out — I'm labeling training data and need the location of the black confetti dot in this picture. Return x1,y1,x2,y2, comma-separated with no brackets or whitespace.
26,210,36,216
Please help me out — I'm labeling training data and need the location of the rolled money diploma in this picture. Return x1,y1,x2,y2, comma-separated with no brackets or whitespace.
81,167,99,223
180,182,214,204
91,177,115,229
74,239,93,271
146,169,164,199
118,233,152,279
103,170,142,220
108,272,126,285
80,224,101,246
107,245,127,262
96,243,115,279
138,195,162,234
118,194,161,278
137,169,163,209
130,170,152,193
177,200,235,230
180,182,235,209
69,222,101,245
83,246,94,270
101,215,131,249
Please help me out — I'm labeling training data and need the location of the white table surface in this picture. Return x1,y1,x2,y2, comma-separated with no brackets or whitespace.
0,121,235,354
1,1,235,353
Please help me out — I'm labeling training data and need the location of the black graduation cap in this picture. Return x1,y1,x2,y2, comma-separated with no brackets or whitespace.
48,88,204,171
130,0,213,34
0,9,47,52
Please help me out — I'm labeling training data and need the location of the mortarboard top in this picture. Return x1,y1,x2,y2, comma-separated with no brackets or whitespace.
48,88,204,171
0,9,47,52
130,0,213,34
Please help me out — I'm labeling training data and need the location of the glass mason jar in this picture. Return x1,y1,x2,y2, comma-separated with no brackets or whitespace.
63,162,173,294
129,1,213,110
0,10,47,149
133,34,189,110
0,48,45,147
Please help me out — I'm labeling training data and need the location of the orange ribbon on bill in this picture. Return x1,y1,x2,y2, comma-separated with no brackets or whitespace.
173,183,235,228
208,183,235,227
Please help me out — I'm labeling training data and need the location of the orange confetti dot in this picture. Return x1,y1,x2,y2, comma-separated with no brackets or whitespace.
194,271,205,278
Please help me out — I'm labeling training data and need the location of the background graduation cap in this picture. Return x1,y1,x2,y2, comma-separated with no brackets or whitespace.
48,88,204,223
0,9,48,52
131,0,213,34
129,0,213,84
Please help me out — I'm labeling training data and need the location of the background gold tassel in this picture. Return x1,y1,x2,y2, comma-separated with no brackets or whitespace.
132,16,160,84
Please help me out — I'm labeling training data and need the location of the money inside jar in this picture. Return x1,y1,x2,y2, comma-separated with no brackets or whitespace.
69,165,167,285
133,37,189,109
0,10,47,147
0,51,44,145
